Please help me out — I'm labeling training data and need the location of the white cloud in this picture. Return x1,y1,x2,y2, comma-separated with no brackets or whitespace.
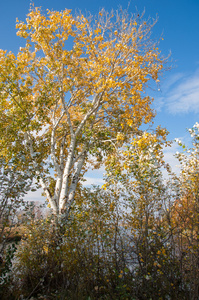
164,70,199,114
153,72,184,112
82,176,105,186
154,70,199,114
24,188,45,202
82,166,105,186
163,72,184,91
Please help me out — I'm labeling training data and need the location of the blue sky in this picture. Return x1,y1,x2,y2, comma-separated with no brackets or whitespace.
1,0,199,199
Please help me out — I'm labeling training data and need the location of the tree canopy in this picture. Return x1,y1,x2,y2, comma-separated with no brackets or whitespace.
0,7,164,216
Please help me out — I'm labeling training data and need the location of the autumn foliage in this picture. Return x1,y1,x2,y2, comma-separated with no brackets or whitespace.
0,6,164,216
1,5,199,300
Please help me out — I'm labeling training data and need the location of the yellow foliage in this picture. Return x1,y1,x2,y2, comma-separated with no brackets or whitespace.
0,6,166,214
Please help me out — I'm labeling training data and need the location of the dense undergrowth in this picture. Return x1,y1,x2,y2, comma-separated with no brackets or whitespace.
0,184,199,300
1,125,199,300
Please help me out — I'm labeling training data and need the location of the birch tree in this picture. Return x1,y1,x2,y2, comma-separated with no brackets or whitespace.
0,7,164,216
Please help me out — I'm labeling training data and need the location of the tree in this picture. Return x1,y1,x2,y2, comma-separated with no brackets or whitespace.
102,127,185,299
0,154,34,300
0,155,34,255
0,6,164,216
171,124,199,299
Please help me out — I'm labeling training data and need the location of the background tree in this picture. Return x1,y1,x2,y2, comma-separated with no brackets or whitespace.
0,6,164,216
171,124,199,299
0,155,34,255
0,154,35,300
103,127,184,299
